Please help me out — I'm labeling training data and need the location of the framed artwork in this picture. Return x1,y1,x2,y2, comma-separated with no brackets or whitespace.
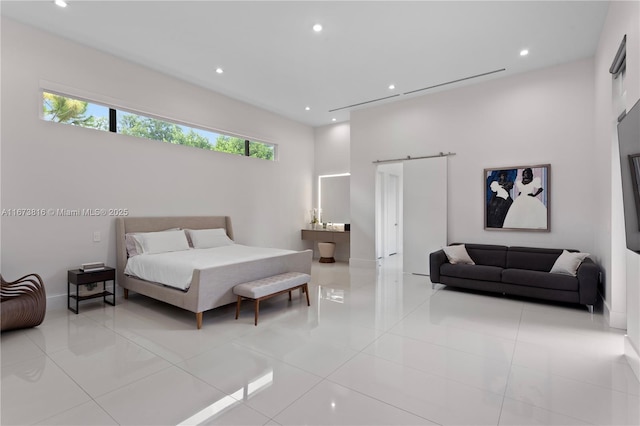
484,164,550,231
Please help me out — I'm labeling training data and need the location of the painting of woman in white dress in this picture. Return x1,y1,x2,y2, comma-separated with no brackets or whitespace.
485,165,549,231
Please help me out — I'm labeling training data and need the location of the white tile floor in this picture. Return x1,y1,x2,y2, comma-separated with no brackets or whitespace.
2,257,639,425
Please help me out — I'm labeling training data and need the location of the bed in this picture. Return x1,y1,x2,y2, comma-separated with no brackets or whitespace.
115,216,312,329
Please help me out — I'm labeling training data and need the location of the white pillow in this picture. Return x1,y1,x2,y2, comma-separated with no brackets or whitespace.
125,228,180,257
136,230,190,255
550,250,590,276
186,228,234,249
442,244,475,265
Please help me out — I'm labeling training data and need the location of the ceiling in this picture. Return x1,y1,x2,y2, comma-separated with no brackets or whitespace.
1,1,609,127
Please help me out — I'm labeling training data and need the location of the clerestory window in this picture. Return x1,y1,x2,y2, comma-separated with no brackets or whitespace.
42,91,276,161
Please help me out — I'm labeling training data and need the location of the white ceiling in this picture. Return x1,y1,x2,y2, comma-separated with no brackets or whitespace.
1,1,609,127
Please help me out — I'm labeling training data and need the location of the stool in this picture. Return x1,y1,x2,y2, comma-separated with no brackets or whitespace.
233,272,311,325
318,242,336,263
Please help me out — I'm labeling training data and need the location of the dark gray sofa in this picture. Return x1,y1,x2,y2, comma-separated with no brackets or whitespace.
429,244,600,313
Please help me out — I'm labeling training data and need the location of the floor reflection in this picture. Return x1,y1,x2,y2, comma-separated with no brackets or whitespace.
178,369,273,425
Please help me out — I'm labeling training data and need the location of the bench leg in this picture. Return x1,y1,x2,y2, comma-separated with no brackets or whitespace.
304,283,310,306
124,288,129,299
254,300,260,326
235,296,242,320
196,312,203,329
236,281,311,326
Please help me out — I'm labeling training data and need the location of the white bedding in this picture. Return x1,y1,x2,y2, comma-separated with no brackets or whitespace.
124,244,296,290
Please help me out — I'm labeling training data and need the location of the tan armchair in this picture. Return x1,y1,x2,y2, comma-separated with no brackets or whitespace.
1,273,46,332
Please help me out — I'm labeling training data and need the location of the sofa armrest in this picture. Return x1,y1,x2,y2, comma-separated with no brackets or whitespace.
429,249,448,283
577,258,599,305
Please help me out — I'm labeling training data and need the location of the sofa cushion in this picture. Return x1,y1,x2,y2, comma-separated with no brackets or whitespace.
506,246,567,272
455,244,508,268
502,268,578,291
441,263,503,282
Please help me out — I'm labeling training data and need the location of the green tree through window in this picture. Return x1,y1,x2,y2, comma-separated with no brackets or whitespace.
42,92,275,160
214,135,246,156
249,140,275,159
43,92,107,129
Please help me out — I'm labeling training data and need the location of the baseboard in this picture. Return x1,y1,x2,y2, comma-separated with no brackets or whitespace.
46,294,67,311
349,258,378,268
608,310,627,330
603,296,627,330
625,335,640,382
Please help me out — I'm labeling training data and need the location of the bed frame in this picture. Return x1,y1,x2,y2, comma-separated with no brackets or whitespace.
115,216,312,329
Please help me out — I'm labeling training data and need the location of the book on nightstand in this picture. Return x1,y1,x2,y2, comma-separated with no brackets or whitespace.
80,262,105,272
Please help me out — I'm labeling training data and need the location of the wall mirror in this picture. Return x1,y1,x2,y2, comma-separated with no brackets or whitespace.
319,174,350,224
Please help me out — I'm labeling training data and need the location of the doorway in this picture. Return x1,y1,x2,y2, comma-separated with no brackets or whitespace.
375,163,403,259
386,174,400,256
375,157,448,275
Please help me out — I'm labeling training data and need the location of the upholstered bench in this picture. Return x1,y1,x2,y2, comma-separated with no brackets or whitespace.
233,272,311,325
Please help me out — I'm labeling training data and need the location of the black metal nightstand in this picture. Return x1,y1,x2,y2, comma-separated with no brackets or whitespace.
67,267,116,314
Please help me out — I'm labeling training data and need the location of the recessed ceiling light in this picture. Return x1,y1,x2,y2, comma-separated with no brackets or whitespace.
215,67,224,74
388,84,396,90
520,49,529,56
313,24,323,32
54,0,67,7
305,106,311,111
332,118,337,122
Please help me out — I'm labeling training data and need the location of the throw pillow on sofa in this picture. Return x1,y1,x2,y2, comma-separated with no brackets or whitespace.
550,250,590,276
442,244,475,265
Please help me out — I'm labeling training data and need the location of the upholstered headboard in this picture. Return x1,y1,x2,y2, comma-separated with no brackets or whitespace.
115,216,233,284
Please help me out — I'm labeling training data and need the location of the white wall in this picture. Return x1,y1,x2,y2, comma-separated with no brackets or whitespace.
310,122,351,261
313,122,351,215
627,251,640,379
310,122,351,218
351,58,597,266
593,0,640,373
0,18,314,300
314,122,351,177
